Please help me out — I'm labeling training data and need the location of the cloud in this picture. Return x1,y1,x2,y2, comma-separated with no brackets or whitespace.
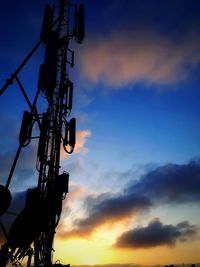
74,130,91,154
115,218,198,249
60,182,87,215
79,30,200,88
58,192,151,238
61,130,91,159
125,161,200,204
57,160,200,238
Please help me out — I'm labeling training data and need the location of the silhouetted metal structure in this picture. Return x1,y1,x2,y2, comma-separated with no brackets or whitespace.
0,0,84,266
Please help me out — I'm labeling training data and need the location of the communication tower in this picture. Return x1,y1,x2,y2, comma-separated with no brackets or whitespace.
0,0,85,266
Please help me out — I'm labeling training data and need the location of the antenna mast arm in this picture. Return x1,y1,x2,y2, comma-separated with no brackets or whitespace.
0,41,42,96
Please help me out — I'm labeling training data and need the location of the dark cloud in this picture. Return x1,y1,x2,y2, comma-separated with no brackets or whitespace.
58,192,151,238
125,161,200,204
58,161,200,238
115,218,198,249
80,193,150,235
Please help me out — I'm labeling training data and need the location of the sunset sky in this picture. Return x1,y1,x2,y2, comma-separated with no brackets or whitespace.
0,0,200,266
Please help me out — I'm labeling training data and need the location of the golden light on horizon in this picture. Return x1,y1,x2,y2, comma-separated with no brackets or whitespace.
54,220,133,264
54,233,200,266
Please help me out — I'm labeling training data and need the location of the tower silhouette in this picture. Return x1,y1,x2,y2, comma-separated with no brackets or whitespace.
0,0,85,266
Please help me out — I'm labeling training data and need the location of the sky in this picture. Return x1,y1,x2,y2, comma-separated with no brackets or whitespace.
0,0,200,266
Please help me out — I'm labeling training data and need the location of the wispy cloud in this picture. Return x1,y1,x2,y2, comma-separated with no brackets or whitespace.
79,30,200,88
115,218,198,249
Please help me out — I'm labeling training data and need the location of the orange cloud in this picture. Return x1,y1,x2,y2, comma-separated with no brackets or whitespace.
56,191,151,239
63,182,87,208
79,30,200,87
60,129,91,159
74,130,91,154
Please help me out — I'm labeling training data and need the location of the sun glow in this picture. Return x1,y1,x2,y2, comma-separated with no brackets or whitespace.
54,229,200,266
54,223,122,264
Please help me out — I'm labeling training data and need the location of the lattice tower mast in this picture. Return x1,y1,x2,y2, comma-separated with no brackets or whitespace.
0,0,84,266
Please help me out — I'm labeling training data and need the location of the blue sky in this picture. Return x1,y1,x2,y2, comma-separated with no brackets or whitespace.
0,0,200,266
